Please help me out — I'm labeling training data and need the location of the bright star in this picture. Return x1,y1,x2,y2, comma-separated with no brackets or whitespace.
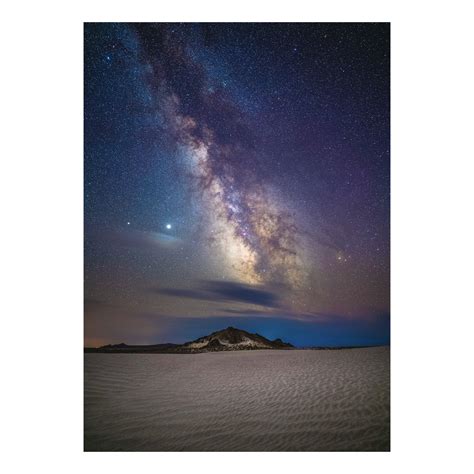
166,224,172,230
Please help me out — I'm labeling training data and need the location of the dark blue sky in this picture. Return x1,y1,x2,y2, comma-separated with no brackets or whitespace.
84,23,390,347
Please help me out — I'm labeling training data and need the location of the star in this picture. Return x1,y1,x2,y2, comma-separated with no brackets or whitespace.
166,224,172,230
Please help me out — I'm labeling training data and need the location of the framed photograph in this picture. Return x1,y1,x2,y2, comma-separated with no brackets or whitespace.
84,22,390,452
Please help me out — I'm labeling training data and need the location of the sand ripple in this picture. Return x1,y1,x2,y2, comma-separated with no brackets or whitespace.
84,347,389,451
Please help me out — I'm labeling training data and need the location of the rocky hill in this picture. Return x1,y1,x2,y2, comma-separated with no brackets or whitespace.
85,327,294,353
182,327,293,351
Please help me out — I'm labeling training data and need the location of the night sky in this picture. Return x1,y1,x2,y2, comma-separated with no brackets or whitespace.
84,23,390,348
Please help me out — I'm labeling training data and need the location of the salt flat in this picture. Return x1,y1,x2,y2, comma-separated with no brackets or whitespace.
84,347,389,451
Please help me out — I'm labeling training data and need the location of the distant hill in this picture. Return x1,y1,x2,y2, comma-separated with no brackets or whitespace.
85,327,294,353
86,342,180,353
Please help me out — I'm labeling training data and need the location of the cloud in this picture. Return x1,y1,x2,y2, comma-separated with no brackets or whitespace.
84,298,112,312
155,288,208,300
219,308,274,315
154,280,280,308
88,227,182,251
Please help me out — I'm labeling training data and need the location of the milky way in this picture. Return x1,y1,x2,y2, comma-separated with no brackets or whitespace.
135,25,307,290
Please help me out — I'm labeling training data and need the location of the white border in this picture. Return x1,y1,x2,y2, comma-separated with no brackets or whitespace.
2,1,473,472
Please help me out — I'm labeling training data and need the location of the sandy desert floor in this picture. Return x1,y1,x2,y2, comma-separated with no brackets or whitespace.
84,347,389,451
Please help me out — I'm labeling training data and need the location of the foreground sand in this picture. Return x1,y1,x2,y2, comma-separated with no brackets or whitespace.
84,347,389,451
